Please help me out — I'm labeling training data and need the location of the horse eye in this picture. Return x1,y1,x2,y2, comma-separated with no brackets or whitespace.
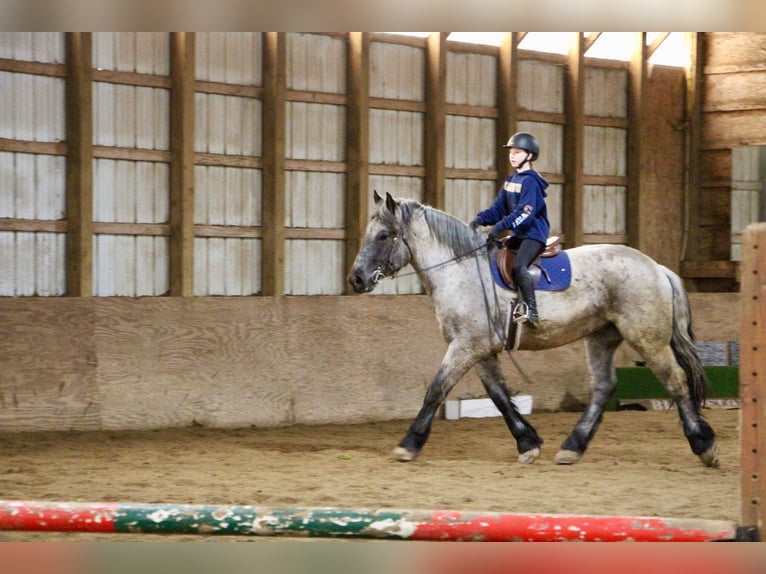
376,230,390,242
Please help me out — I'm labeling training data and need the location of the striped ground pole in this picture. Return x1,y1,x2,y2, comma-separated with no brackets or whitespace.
0,500,739,541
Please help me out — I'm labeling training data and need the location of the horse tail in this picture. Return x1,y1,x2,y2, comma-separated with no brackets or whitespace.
659,265,707,411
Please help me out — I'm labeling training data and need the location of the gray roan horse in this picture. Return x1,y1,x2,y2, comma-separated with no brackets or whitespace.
347,191,718,468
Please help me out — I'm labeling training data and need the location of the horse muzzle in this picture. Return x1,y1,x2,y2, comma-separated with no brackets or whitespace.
346,267,379,293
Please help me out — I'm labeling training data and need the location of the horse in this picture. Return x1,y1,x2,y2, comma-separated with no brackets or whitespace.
346,191,719,468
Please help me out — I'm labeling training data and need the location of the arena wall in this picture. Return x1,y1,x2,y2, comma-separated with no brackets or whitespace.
0,293,738,432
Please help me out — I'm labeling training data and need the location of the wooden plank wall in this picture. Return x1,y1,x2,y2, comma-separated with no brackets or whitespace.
0,293,738,432
688,32,766,290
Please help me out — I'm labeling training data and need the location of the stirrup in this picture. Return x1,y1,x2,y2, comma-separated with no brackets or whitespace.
513,301,529,324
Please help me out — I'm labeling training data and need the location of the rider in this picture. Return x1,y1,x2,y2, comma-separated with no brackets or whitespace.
469,132,550,328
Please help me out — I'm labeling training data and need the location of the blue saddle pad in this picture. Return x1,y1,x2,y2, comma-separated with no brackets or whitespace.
491,251,571,292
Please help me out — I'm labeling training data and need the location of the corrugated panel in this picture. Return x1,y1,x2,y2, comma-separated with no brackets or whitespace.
0,231,66,296
194,93,262,155
194,237,261,296
518,59,564,114
286,102,344,161
287,33,346,94
732,146,760,181
285,239,345,295
517,120,563,174
446,51,496,106
194,165,262,226
370,42,424,101
92,32,169,75
285,171,344,228
583,185,626,234
94,159,169,224
94,235,169,296
584,126,626,176
0,32,65,63
0,152,66,219
585,67,627,118
0,72,65,142
366,175,423,295
195,32,262,85
369,109,423,166
445,115,495,169
445,179,497,225
546,183,563,236
93,83,169,150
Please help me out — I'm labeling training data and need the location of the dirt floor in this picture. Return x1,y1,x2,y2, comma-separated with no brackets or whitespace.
0,408,741,541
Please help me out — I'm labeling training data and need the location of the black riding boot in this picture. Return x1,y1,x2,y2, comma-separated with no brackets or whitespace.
515,267,540,328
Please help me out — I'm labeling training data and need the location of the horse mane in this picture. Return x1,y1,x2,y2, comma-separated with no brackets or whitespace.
405,200,485,256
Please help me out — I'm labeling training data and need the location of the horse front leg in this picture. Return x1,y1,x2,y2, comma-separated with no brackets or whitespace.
476,356,543,464
393,344,476,462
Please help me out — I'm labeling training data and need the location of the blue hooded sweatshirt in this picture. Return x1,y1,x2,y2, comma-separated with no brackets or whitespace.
474,170,550,245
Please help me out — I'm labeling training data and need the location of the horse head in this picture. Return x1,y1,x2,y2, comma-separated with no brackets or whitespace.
347,191,413,293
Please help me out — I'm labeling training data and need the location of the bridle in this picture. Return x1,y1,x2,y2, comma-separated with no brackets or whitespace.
370,226,490,285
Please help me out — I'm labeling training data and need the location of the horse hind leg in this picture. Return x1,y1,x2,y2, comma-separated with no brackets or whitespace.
556,323,623,465
643,346,718,468
476,356,543,464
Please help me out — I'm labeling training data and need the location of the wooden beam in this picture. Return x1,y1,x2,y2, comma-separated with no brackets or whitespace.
739,222,766,534
345,32,370,294
627,32,647,251
169,32,196,297
563,32,585,248
424,32,446,210
261,32,287,296
646,32,671,60
682,32,703,263
496,32,519,191
64,32,93,297
583,32,601,53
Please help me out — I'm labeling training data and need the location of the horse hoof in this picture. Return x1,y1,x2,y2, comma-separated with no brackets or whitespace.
555,449,582,465
518,448,540,464
699,444,720,468
392,446,418,462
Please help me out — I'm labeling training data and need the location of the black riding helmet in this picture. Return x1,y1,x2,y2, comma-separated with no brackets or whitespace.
502,132,539,161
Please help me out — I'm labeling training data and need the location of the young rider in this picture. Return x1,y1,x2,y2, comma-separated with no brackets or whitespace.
469,132,550,328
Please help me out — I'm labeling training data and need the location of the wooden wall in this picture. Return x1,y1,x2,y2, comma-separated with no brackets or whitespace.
687,32,766,291
0,293,739,432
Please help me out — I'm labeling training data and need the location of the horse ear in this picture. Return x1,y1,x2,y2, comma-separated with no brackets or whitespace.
385,192,397,214
373,189,382,204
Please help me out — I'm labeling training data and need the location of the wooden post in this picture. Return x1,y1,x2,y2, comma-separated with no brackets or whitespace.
682,32,703,265
262,32,287,296
424,32,446,210
496,33,519,192
563,32,585,248
64,32,93,297
627,32,647,252
344,32,370,294
740,222,766,533
169,32,196,297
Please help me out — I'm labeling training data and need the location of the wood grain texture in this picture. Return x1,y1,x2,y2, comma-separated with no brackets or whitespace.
0,299,99,431
0,294,742,433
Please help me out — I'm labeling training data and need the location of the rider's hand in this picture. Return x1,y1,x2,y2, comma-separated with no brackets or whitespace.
469,218,481,231
487,225,502,243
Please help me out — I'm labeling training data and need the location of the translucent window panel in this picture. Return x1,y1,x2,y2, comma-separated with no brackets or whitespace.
369,109,423,166
93,83,169,150
445,115,495,170
370,42,425,101
583,185,627,234
194,165,262,226
285,171,344,229
195,32,262,85
446,51,496,107
94,160,169,224
0,231,66,296
194,237,261,296
286,102,345,162
194,93,262,156
93,32,169,74
584,126,627,177
0,72,65,142
94,235,169,296
285,240,345,295
0,152,65,220
517,59,564,114
287,33,346,93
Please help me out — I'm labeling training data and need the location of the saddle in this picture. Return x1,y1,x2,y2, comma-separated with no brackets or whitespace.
496,235,562,290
